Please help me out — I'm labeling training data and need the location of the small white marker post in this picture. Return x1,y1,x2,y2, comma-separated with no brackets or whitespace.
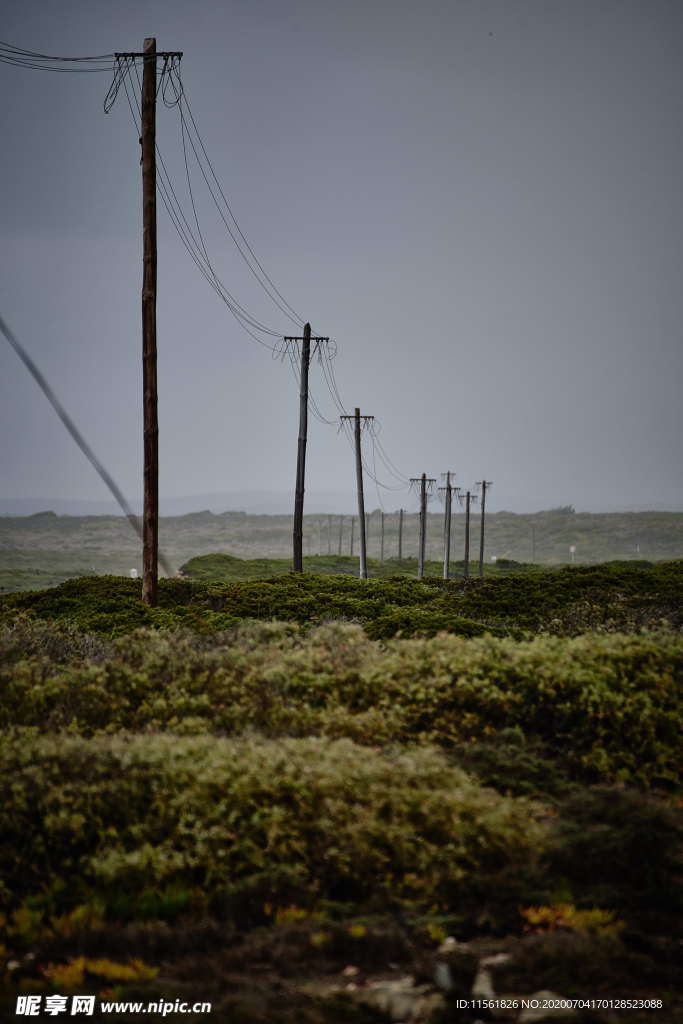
569,545,576,564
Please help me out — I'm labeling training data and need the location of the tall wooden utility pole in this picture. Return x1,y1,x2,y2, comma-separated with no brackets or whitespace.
292,323,310,572
115,39,181,606
340,409,374,579
288,327,330,572
410,474,436,579
398,508,404,560
460,490,477,579
140,38,158,606
477,480,493,578
439,472,457,580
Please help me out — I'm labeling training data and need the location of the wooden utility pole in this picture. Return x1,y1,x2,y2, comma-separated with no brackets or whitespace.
410,474,436,579
288,328,330,572
439,471,457,580
292,323,311,572
398,508,404,560
340,409,374,579
141,37,158,607
460,490,477,579
114,38,181,606
477,480,493,578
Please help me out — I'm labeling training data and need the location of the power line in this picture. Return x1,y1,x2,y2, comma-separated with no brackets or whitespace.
117,62,283,351
0,311,174,577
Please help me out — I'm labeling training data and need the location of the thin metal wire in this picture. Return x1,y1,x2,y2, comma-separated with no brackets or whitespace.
122,62,282,350
0,312,175,576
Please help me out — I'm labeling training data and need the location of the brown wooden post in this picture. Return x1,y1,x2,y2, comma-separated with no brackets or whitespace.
442,471,453,580
418,473,427,579
292,323,311,572
354,410,368,579
477,480,492,578
463,491,477,579
141,37,158,606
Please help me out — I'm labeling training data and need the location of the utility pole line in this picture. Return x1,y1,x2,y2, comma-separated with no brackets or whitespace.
288,327,330,572
459,490,478,579
338,515,344,556
439,472,458,580
410,474,436,579
398,508,404,560
477,480,493,578
340,408,374,579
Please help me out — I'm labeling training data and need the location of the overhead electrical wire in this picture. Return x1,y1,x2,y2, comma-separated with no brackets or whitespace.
0,39,118,73
118,60,283,351
0,312,175,577
3,42,416,495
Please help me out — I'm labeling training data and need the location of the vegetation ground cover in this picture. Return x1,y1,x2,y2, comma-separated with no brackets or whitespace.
2,506,683,592
0,563,681,1020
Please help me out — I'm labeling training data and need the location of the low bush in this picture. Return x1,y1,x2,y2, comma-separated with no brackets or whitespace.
1,622,680,789
1,562,682,637
0,733,543,927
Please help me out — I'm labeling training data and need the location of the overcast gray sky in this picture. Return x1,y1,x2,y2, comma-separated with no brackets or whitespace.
1,0,682,513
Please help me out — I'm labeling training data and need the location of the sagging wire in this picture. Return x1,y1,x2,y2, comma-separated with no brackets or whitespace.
0,38,117,73
115,59,283,351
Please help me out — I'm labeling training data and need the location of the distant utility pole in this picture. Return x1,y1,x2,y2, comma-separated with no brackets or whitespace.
398,508,404,560
477,480,493,578
410,474,436,579
459,490,478,579
340,408,374,579
380,511,385,563
439,471,458,580
338,515,344,556
287,325,330,572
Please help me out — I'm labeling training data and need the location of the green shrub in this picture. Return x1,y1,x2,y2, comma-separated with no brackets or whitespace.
2,563,681,637
1,622,680,789
0,733,543,925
